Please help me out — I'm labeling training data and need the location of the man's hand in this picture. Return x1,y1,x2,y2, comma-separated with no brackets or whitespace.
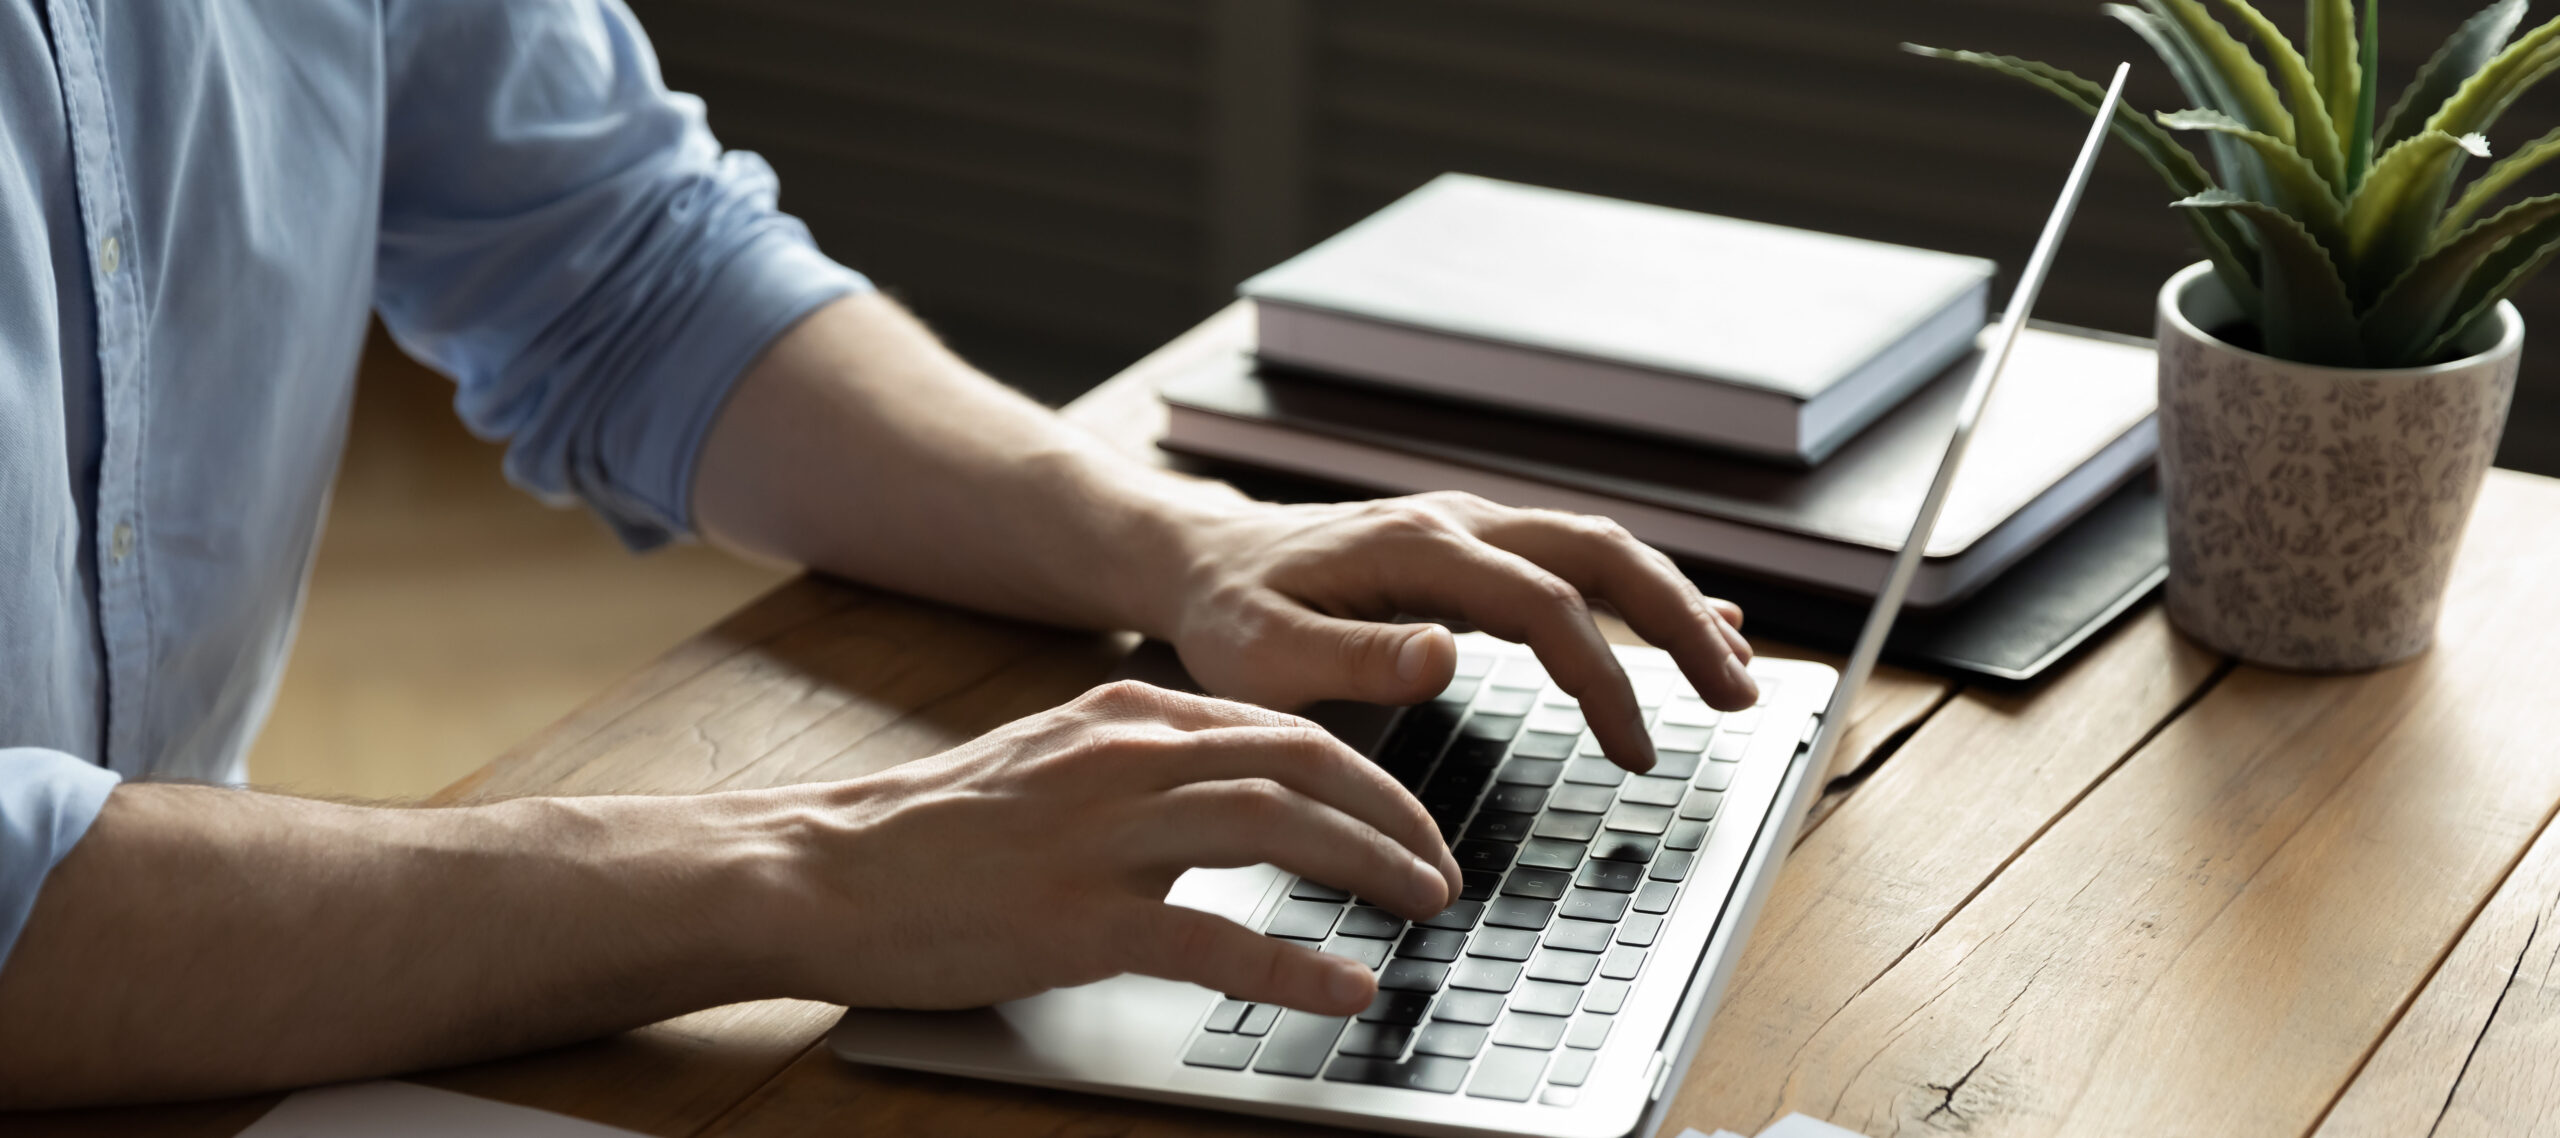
1156,492,1754,773
765,681,1461,1015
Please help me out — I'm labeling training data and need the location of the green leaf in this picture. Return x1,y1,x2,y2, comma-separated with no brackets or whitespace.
2309,0,2359,140
2378,0,2528,151
2418,210,2560,360
2153,0,2296,143
2157,108,2349,253
2176,189,2362,364
1903,44,2265,301
2427,12,2560,139
2211,0,2346,189
2341,129,2489,299
2360,192,2560,363
2437,125,2560,241
2106,5,2260,196
2355,0,2382,188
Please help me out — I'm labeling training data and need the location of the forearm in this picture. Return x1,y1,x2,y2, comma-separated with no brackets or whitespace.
0,783,789,1108
692,292,1241,637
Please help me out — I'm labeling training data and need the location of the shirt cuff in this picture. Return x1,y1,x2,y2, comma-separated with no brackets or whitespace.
0,748,120,970
579,235,872,551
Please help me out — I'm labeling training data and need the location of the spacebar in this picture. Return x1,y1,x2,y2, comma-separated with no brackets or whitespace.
1250,1013,1349,1078
1321,1054,1469,1094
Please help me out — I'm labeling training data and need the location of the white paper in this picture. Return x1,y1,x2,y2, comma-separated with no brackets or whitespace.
1676,1112,1871,1138
238,1081,645,1138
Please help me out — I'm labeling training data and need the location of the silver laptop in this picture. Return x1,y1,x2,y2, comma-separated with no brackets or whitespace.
830,64,2131,1138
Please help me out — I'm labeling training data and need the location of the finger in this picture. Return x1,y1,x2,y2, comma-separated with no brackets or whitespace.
1352,526,1658,773
1122,903,1374,1015
1142,724,1460,895
1238,604,1458,708
1144,779,1452,919
1469,511,1760,713
1071,679,1309,733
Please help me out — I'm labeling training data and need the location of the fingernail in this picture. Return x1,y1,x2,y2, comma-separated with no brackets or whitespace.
1328,961,1373,1007
1724,653,1759,705
1624,710,1656,773
1396,627,1437,685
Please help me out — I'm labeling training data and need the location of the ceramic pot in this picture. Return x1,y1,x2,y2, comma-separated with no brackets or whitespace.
2153,261,2520,671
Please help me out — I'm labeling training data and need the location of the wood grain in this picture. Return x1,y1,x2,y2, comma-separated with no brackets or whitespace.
2314,798,2560,1138
1712,471,2560,1138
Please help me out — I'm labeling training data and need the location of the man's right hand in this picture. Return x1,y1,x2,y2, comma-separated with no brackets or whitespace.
752,679,1463,1016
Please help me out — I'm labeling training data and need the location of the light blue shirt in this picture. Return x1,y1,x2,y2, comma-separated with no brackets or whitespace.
0,0,869,966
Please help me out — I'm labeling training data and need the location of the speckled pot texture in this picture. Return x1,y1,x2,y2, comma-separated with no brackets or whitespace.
2154,262,2520,672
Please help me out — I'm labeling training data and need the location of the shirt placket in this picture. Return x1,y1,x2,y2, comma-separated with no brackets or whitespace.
45,0,151,778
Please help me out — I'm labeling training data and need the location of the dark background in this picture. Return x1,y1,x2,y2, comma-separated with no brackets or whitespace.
628,0,2560,474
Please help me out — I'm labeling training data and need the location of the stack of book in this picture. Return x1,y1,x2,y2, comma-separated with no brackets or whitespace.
1158,175,2166,677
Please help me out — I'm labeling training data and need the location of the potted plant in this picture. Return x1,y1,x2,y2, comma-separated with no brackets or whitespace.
1910,0,2542,670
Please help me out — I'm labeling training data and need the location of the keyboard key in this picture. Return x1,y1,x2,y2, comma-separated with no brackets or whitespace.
1432,677,1481,707
1240,1003,1280,1036
1658,698,1719,727
1724,707,1763,733
1562,758,1626,787
1431,989,1505,1024
1510,978,1583,1016
1616,913,1664,947
1396,928,1469,962
1485,897,1555,930
1693,762,1735,791
1525,705,1583,735
1649,751,1702,780
1337,1022,1416,1058
1467,1045,1550,1101
1606,802,1674,835
1185,1033,1258,1069
1511,731,1577,759
1582,978,1630,1014
1548,1048,1598,1087
1453,651,1495,679
1493,1010,1571,1050
1600,945,1648,981
1576,732,1607,757
1652,723,1712,752
1206,999,1248,1033
1290,880,1351,903
1575,859,1646,893
1265,900,1343,940
1495,757,1564,787
1633,881,1679,914
1678,789,1724,821
1590,832,1658,863
1413,1021,1488,1059
1619,775,1687,807
1251,1013,1347,1077
1323,934,1391,969
1651,850,1696,882
1484,784,1548,814
1323,1053,1471,1093
1359,990,1434,1024
1560,889,1632,922
1492,656,1547,688
1541,918,1615,953
1566,1013,1613,1049
1527,947,1601,984
1451,957,1522,992
1418,901,1485,931
1665,818,1712,850
1543,1085,1579,1107
1379,959,1450,992
1461,871,1501,901
1436,737,1507,775
1532,810,1605,842
1502,867,1572,900
1466,811,1539,843
1709,732,1752,761
1467,927,1539,961
1517,837,1585,871
1453,840,1516,874
1476,688,1537,717
1548,783,1616,814
1336,907,1404,939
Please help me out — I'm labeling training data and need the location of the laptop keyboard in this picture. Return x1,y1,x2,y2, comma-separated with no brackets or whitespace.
1182,640,1789,1107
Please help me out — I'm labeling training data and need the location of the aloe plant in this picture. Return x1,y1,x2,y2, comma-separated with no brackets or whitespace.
1910,0,2560,368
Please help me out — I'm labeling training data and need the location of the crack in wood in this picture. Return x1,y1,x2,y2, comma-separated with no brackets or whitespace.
2425,909,2541,1138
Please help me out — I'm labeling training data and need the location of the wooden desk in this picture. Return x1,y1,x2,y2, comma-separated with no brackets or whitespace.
21,307,2560,1138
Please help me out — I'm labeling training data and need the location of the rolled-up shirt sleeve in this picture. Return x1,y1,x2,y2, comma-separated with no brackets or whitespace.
0,749,119,970
373,0,871,549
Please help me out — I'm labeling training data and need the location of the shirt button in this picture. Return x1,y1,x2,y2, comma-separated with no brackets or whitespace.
99,235,120,276
110,521,134,562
